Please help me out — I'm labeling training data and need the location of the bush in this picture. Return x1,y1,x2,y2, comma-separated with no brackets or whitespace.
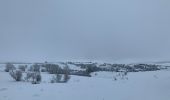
29,64,40,72
51,66,70,83
51,74,62,83
5,63,15,72
18,65,27,72
70,70,91,77
25,72,33,81
25,72,42,84
63,66,70,82
45,64,62,74
85,64,98,74
32,73,41,84
41,68,47,72
9,70,22,81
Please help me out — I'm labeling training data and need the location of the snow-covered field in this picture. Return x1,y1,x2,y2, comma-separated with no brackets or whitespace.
0,64,170,100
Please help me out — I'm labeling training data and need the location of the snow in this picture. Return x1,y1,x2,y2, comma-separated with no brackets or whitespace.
67,64,85,71
0,65,170,100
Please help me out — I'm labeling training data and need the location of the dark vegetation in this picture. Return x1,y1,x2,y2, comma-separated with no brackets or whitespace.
5,62,166,83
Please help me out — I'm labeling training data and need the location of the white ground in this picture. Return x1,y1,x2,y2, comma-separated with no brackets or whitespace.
0,66,170,100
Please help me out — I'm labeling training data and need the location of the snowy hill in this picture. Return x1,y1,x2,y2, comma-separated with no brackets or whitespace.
0,62,170,100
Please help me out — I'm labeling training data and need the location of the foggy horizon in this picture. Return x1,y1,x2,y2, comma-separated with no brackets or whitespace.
0,0,170,63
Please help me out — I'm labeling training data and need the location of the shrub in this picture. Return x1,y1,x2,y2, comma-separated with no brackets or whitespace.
85,64,98,74
18,65,27,72
5,63,15,72
51,74,62,83
25,72,41,84
29,64,40,72
32,73,41,84
9,70,22,81
25,72,33,81
41,68,47,72
63,66,70,82
51,66,70,83
45,64,62,74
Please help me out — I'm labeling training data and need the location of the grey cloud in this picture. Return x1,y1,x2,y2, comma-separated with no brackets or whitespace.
0,0,170,63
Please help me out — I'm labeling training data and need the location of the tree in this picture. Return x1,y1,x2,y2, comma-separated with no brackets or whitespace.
18,65,27,72
29,64,40,72
45,64,62,74
51,74,62,83
63,65,70,82
25,72,41,84
9,70,22,81
5,63,15,72
85,64,98,74
32,73,41,84
51,65,70,83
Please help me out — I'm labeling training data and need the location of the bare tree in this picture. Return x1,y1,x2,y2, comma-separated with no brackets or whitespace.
63,65,70,82
32,72,41,84
25,72,41,84
18,65,27,72
29,64,40,72
51,74,62,83
5,63,15,72
9,70,22,81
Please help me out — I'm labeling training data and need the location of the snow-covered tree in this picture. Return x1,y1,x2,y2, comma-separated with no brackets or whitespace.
9,70,22,81
5,63,15,72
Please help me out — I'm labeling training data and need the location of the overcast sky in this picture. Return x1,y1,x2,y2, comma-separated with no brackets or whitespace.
0,0,170,63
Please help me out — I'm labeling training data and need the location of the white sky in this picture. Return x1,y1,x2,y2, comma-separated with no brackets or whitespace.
0,0,170,63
